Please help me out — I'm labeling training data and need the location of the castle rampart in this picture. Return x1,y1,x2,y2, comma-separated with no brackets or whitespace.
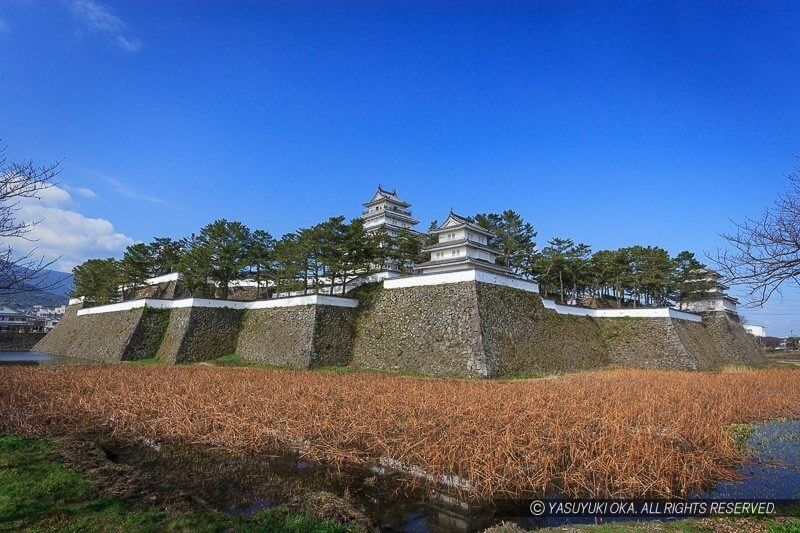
35,275,764,375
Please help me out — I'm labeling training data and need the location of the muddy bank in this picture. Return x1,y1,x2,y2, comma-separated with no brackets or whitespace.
52,435,449,531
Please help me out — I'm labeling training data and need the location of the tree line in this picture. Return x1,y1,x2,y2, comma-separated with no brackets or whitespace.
471,210,705,307
73,208,707,307
73,217,423,304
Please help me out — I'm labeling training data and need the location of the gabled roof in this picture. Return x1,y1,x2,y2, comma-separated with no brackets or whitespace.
421,238,499,255
363,186,411,208
429,211,495,237
415,255,513,275
361,208,420,225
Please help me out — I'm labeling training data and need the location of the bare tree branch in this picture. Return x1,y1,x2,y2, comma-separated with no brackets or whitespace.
715,157,800,306
0,142,68,295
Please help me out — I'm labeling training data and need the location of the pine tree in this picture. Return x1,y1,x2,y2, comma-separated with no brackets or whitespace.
196,219,251,298
119,243,153,299
147,237,182,276
72,258,121,305
474,210,538,276
247,229,276,298
177,234,213,297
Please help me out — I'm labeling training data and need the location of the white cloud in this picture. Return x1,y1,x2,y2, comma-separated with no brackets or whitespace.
72,186,99,200
38,185,73,207
95,172,170,206
68,0,142,53
115,34,142,53
69,0,125,33
5,185,136,271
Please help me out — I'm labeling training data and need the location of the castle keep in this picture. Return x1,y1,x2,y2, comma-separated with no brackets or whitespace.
37,186,764,376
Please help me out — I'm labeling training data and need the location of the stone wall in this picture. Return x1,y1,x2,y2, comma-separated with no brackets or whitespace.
595,314,762,371
36,283,766,375
131,280,189,300
475,283,610,376
0,332,47,351
671,319,728,369
34,303,146,362
154,308,191,363
156,307,243,363
351,282,488,377
351,282,609,378
597,317,701,370
124,308,170,361
703,312,765,366
227,286,263,301
312,305,357,367
236,304,355,368
33,302,84,356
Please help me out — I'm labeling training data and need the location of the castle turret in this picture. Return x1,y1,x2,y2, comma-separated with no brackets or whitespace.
415,211,513,276
677,268,739,314
361,186,419,237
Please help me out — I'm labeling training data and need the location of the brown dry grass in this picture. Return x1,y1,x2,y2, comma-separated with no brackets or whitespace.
1,366,798,501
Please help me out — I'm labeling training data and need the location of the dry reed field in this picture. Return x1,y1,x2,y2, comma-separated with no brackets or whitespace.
1,366,798,501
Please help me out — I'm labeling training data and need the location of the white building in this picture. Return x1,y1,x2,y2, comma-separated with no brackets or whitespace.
743,324,766,337
416,211,514,276
0,306,45,332
361,186,420,237
677,268,739,314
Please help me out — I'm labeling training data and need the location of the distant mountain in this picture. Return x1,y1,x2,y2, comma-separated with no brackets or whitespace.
0,264,73,309
30,268,73,298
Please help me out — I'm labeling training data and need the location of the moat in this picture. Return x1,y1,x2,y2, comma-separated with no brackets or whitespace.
0,351,90,366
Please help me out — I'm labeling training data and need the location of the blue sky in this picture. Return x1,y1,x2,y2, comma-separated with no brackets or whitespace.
1,1,799,334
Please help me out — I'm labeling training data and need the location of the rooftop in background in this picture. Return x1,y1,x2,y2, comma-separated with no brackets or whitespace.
0,305,45,331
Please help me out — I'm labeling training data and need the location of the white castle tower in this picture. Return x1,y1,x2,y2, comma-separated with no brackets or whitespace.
361,186,420,237
416,211,513,276
677,268,739,314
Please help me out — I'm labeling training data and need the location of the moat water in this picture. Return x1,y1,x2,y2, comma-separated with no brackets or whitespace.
0,351,91,366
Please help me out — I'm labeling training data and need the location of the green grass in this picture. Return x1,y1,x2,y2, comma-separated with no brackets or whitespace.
202,353,255,366
542,515,800,533
0,435,351,532
725,423,755,450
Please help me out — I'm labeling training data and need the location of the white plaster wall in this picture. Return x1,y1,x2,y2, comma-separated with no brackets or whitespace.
384,269,540,293
144,272,182,284
439,228,466,242
77,294,358,316
466,231,488,245
541,298,702,322
678,298,737,314
743,324,766,337
468,248,494,262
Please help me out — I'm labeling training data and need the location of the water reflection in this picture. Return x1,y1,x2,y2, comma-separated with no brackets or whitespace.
695,420,800,500
0,351,91,366
383,421,800,531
